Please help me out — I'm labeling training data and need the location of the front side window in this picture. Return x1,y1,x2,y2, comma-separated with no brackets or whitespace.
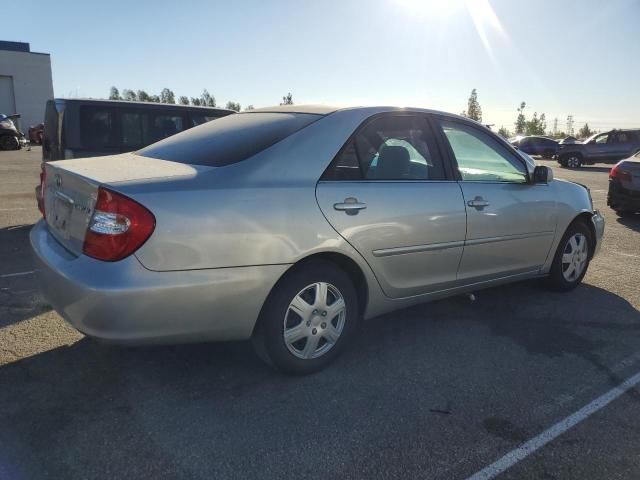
438,119,527,183
323,115,446,181
595,133,609,144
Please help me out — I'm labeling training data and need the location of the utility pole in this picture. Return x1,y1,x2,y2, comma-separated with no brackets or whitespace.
566,115,574,136
553,117,558,136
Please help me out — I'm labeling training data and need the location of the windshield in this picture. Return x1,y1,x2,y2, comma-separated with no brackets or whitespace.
139,112,321,167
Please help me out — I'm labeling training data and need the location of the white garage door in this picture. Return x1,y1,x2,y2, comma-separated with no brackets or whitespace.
0,76,16,116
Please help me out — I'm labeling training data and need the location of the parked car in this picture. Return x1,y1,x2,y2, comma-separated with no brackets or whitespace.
31,105,604,374
511,136,559,158
608,152,640,216
558,136,579,145
557,129,640,168
28,123,44,144
42,98,234,161
0,114,25,150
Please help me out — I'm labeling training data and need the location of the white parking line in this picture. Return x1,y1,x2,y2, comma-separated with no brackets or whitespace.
0,270,34,279
0,207,31,211
466,370,640,480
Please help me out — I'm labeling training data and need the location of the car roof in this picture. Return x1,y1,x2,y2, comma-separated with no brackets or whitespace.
52,98,234,112
245,104,472,120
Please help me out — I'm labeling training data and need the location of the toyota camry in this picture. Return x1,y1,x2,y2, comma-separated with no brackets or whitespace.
31,105,605,374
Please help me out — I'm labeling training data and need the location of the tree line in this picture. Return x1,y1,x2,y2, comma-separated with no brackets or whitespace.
461,89,595,140
108,87,295,112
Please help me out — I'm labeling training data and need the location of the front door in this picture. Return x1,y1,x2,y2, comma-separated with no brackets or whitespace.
433,117,557,283
316,113,466,298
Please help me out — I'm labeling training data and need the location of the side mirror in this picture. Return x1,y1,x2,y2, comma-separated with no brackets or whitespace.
533,165,554,184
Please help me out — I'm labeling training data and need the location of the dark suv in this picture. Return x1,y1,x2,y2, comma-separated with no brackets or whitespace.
511,136,559,158
557,129,640,168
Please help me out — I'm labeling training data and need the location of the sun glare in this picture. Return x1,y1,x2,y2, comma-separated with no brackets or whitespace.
393,0,508,58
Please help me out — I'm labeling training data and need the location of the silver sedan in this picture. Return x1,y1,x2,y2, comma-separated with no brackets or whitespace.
31,105,604,374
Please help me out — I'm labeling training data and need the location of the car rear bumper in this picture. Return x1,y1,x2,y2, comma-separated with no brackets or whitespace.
30,220,288,344
608,181,640,212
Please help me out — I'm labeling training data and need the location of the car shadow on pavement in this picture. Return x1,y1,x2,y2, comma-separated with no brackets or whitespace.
616,213,640,233
572,166,612,174
0,280,639,479
0,224,51,329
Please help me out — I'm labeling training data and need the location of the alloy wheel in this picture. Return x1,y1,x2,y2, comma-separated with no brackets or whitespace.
566,156,580,168
561,233,588,282
283,282,346,359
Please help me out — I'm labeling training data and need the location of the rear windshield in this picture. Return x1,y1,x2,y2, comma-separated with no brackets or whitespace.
138,112,321,166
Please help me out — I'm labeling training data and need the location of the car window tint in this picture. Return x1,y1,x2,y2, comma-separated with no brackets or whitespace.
324,115,445,181
150,114,184,143
191,114,220,127
80,107,116,148
439,119,527,183
139,112,321,167
122,112,145,147
595,134,609,144
614,132,628,143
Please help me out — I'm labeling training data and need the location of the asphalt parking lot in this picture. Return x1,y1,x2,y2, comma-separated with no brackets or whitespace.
1,147,639,480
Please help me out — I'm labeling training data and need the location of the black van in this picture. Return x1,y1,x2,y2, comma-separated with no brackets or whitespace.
42,98,234,161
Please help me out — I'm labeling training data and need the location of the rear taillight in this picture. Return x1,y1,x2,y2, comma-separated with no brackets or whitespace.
83,187,155,262
37,163,46,216
610,164,632,183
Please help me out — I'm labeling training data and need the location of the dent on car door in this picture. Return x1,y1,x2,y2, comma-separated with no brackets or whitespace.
434,118,557,282
316,113,466,298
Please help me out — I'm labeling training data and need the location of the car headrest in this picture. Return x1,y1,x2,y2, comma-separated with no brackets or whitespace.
376,145,410,179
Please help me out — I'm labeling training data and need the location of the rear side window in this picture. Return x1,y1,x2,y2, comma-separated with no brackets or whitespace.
139,112,321,166
80,107,117,148
322,114,446,181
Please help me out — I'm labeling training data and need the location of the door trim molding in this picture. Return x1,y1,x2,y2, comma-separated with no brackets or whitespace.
465,231,554,246
372,240,465,257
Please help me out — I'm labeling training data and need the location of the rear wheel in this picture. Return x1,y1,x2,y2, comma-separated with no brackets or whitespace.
0,135,19,150
252,260,360,374
542,149,554,159
547,221,592,292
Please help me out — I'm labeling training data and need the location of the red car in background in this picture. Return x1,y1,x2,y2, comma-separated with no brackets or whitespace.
28,123,44,144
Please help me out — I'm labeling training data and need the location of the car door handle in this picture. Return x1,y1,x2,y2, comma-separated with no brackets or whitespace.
334,197,367,215
467,197,489,208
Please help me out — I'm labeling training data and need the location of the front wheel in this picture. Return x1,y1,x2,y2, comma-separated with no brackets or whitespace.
0,135,19,151
542,149,554,159
252,260,360,374
564,154,582,168
546,221,592,292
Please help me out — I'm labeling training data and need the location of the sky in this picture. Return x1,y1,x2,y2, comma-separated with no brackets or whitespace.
5,0,640,133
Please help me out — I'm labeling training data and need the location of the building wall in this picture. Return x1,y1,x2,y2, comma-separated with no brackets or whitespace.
0,49,54,131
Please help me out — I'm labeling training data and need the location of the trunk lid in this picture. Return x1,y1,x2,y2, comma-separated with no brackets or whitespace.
618,159,640,190
43,153,206,255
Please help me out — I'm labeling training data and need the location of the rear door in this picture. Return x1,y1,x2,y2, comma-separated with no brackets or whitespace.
607,131,634,161
433,116,557,282
316,113,467,298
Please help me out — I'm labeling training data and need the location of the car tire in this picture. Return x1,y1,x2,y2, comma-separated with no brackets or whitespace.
252,259,360,374
542,149,554,159
563,154,582,169
0,135,19,151
546,221,592,292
